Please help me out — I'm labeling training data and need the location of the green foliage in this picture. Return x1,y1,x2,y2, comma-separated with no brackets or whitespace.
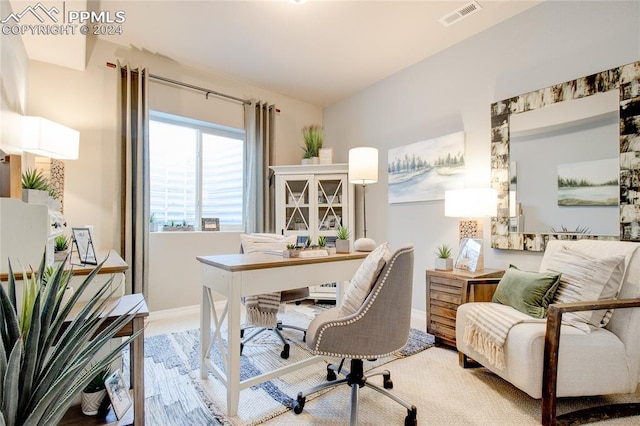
21,168,50,191
54,235,70,252
83,365,111,393
0,250,142,425
336,226,350,240
435,244,452,259
317,236,327,247
301,125,323,158
286,243,296,250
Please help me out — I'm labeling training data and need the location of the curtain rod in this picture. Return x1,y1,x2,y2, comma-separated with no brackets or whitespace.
108,62,251,105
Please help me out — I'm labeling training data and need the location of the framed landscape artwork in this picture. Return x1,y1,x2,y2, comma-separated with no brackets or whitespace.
557,158,618,206
388,131,465,203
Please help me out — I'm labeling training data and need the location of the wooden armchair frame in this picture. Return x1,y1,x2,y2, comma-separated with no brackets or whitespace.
543,297,640,426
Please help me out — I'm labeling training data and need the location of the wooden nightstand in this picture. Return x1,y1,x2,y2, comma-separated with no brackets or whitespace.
426,268,504,348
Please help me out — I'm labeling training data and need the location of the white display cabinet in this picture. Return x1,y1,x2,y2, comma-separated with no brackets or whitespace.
271,164,354,301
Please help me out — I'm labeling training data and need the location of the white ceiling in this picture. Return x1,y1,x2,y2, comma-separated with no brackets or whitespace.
18,0,542,106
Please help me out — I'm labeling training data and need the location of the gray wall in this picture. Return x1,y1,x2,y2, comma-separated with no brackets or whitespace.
323,1,640,311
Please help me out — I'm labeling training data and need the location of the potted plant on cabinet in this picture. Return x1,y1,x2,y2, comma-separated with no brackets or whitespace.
434,244,453,270
335,226,350,253
54,234,70,261
0,250,141,425
300,124,323,165
81,365,111,415
21,167,51,205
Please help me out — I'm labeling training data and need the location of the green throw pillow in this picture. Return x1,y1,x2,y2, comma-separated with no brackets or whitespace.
492,265,561,318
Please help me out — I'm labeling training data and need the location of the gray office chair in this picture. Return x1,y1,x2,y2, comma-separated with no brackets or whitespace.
239,233,309,359
291,245,416,426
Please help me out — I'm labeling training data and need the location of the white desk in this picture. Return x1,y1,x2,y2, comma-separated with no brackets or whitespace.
196,252,367,416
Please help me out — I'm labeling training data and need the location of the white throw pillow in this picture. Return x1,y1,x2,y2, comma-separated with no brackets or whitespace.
543,246,625,332
240,233,296,254
340,243,392,316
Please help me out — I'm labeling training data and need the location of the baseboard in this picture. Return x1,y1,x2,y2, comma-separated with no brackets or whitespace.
148,303,427,331
147,304,200,321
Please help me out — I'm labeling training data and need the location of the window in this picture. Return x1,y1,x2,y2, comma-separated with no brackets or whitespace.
149,112,245,231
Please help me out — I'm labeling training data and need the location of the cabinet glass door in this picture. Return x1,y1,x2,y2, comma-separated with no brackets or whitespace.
283,179,310,232
316,176,345,235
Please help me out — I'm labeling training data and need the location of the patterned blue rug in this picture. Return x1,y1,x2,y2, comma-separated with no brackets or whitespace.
134,305,434,425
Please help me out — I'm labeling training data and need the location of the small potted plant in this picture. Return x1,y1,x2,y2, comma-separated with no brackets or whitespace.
300,124,323,164
81,365,111,416
318,235,335,255
54,234,70,261
284,243,300,258
435,244,453,270
21,167,51,205
335,226,350,253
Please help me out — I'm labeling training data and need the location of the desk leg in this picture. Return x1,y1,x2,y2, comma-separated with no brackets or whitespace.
131,316,145,426
200,286,211,380
226,275,242,417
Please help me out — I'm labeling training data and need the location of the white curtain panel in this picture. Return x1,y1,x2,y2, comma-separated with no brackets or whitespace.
244,101,276,233
118,63,149,296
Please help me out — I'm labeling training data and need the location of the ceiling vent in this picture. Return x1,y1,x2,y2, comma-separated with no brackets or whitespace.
439,1,482,27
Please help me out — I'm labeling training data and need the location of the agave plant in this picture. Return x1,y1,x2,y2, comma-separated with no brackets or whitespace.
20,168,50,191
0,251,142,425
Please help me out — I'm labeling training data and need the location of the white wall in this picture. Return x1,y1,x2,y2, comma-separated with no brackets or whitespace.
323,1,640,312
25,38,322,311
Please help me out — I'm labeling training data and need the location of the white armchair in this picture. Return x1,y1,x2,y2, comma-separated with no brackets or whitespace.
456,239,640,425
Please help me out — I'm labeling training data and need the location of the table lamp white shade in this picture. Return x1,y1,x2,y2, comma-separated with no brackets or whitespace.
22,116,79,160
348,147,378,184
444,188,498,271
349,147,378,252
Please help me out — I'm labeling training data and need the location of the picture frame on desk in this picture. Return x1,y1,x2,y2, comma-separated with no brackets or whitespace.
104,369,132,420
454,237,482,272
71,227,97,265
201,217,220,231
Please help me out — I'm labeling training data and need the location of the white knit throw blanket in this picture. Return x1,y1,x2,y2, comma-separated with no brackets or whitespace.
244,292,281,328
464,304,543,370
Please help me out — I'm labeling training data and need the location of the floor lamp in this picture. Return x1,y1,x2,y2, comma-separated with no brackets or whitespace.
349,147,378,252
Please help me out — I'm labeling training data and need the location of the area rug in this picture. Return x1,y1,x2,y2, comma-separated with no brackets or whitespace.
131,304,435,425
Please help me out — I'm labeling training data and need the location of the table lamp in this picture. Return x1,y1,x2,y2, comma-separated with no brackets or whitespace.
444,187,497,271
349,147,378,252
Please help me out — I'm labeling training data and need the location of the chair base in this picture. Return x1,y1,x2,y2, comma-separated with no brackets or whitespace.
291,358,417,426
240,320,307,359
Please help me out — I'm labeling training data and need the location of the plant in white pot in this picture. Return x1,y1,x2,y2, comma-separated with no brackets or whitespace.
54,234,70,262
434,244,453,270
335,226,350,253
301,124,323,165
21,167,51,205
81,365,111,416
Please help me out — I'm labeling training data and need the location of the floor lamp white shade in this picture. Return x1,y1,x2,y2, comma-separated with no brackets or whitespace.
22,116,79,160
349,147,378,252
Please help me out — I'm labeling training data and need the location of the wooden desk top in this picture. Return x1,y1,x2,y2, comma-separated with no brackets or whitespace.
0,249,128,281
197,251,368,272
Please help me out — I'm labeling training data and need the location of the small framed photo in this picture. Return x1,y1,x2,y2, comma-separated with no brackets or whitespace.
454,238,483,272
71,227,97,265
319,147,334,164
104,369,132,420
201,217,220,231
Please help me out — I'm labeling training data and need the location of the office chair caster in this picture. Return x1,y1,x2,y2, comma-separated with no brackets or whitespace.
383,373,393,389
326,366,337,381
292,394,305,414
281,343,290,359
404,406,417,426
